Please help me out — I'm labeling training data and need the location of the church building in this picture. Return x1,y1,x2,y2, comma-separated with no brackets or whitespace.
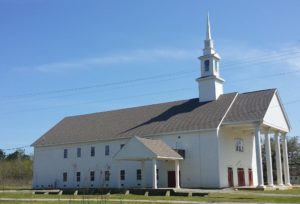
32,16,291,189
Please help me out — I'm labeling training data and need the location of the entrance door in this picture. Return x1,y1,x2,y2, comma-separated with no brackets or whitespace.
168,171,175,187
237,168,245,186
227,167,234,187
248,168,253,186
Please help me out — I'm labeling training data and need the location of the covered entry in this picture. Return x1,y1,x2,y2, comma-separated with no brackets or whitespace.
114,136,183,189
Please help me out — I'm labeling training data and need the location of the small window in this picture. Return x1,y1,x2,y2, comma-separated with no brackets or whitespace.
105,145,110,156
120,144,125,149
204,60,210,72
235,138,244,152
77,148,81,158
64,149,68,159
91,147,95,157
63,172,67,182
90,171,95,182
120,170,125,181
105,171,110,181
215,61,219,72
76,172,81,182
136,169,142,180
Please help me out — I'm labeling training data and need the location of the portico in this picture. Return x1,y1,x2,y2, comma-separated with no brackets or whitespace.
254,124,291,189
114,136,183,189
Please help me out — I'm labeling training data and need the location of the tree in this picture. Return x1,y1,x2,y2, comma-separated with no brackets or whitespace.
6,149,30,161
0,149,5,160
287,136,300,165
262,135,300,184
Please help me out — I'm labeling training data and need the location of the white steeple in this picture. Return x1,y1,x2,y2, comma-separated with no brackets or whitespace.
206,13,212,43
196,14,224,102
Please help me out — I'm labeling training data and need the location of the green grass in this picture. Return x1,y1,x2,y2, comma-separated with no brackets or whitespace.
0,188,300,203
239,187,300,195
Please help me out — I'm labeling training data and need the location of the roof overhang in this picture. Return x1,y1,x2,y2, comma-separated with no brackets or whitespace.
114,136,183,161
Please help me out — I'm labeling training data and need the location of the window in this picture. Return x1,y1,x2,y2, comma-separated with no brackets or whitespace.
174,149,185,159
204,60,210,72
136,169,142,180
215,61,219,72
91,147,95,157
90,171,95,182
156,169,159,180
105,145,110,156
120,144,125,149
76,172,81,182
63,172,67,182
63,149,68,158
77,148,81,158
120,170,125,181
235,138,244,152
105,171,110,181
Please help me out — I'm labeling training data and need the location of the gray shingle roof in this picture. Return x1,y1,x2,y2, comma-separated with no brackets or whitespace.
223,89,276,124
32,89,276,147
136,136,183,159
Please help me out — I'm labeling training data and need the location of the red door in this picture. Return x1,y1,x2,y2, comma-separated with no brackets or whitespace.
248,168,253,186
227,168,234,187
168,171,175,187
238,168,245,186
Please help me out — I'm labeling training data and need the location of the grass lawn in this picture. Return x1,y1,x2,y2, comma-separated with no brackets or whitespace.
0,188,300,203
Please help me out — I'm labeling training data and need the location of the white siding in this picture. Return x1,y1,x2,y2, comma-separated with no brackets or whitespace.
218,127,258,188
33,130,222,189
263,94,289,132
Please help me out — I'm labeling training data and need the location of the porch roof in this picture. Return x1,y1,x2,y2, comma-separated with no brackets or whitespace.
114,136,183,161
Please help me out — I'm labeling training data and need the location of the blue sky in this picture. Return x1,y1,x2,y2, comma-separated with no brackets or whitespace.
1,0,300,154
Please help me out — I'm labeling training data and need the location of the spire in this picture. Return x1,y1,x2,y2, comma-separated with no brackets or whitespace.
206,13,212,40
203,12,215,55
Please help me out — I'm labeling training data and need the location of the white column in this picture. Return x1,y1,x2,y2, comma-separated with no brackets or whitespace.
274,131,283,186
175,160,180,189
282,133,291,186
255,125,264,187
141,160,145,188
265,129,274,186
152,159,157,189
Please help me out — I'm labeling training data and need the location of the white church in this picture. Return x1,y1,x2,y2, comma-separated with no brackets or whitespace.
32,16,291,190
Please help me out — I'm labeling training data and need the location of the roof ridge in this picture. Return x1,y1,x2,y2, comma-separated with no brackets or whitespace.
239,88,277,95
218,92,239,128
65,98,197,119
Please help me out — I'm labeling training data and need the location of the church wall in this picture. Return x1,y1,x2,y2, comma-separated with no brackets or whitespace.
218,127,258,188
33,129,221,189
154,130,220,188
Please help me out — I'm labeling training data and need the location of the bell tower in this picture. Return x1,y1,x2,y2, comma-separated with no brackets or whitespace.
196,14,224,102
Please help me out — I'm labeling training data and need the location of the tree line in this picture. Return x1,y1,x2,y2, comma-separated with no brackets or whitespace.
0,149,32,188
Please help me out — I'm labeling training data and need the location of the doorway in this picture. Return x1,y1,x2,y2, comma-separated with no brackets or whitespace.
227,167,234,187
237,168,245,186
168,171,180,188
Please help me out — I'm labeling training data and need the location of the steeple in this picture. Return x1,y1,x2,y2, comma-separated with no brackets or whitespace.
196,14,224,102
206,13,212,41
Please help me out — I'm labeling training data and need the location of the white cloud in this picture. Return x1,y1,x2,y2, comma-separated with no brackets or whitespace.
219,40,300,71
31,48,197,73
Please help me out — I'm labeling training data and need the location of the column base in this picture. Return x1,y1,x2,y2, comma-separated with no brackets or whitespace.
256,185,265,190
